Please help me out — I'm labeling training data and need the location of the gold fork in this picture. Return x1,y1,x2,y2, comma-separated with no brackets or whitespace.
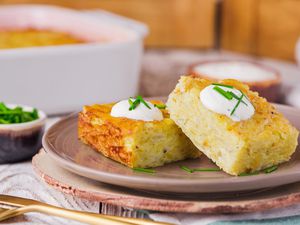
0,195,173,225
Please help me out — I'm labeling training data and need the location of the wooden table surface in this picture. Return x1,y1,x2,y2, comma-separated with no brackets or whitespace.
0,50,299,224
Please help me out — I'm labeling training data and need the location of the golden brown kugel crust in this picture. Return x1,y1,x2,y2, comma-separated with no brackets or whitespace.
78,101,200,168
167,76,299,175
79,103,134,167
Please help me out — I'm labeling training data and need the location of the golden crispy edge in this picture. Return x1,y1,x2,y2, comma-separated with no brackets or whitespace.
78,100,168,168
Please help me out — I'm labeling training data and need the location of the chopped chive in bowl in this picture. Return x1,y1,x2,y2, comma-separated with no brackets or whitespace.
0,103,39,124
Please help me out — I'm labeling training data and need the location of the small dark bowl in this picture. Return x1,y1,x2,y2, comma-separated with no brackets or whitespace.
0,104,46,164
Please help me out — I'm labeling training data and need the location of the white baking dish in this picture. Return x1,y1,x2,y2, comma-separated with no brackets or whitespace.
0,5,148,115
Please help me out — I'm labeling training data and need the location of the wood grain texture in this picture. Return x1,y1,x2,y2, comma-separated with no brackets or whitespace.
221,0,258,55
0,0,216,48
257,0,300,61
221,0,300,61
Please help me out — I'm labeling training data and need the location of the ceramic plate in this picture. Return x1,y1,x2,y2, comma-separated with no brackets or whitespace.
33,150,300,213
43,103,300,193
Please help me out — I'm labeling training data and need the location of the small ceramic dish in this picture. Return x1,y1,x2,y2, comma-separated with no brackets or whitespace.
0,104,46,164
188,60,282,102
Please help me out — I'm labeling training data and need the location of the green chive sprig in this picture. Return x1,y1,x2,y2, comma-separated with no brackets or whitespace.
128,98,134,106
229,91,248,105
212,83,234,89
128,96,151,111
154,104,166,109
192,168,222,172
0,102,39,124
230,93,244,116
180,165,221,173
264,165,278,174
180,165,193,173
132,168,155,174
128,98,140,110
213,84,247,106
213,86,233,100
238,171,260,177
238,165,278,176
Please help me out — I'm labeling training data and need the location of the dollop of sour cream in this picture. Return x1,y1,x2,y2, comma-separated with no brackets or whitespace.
200,84,255,122
110,99,163,121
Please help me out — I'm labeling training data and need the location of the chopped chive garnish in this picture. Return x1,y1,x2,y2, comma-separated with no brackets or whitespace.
128,96,151,111
129,99,141,111
192,168,222,172
154,104,166,109
0,102,9,112
212,83,234,89
228,91,239,100
229,91,248,106
133,168,155,174
128,98,133,106
0,102,39,124
0,118,10,124
179,165,193,173
264,165,278,174
230,93,244,116
238,166,278,176
238,171,260,176
213,86,233,100
137,95,151,109
180,165,221,173
212,83,249,108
